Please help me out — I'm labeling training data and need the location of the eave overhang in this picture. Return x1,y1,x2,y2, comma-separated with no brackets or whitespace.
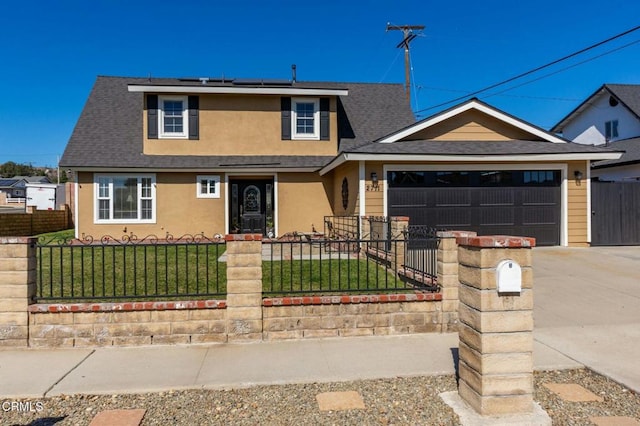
128,85,349,97
319,152,623,176
65,167,321,174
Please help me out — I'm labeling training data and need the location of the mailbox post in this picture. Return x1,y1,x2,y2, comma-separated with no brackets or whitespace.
455,235,535,416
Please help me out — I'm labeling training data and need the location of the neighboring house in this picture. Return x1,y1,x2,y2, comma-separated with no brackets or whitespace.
552,84,640,180
0,176,50,204
0,178,27,199
60,76,620,246
12,176,51,184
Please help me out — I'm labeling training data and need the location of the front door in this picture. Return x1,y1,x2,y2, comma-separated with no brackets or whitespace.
229,179,274,235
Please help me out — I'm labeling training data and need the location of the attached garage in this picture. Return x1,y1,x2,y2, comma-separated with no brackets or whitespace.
320,99,623,247
387,169,561,245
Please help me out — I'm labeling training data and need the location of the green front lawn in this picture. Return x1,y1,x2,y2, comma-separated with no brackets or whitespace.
35,229,75,243
35,243,407,302
263,258,401,296
37,243,227,301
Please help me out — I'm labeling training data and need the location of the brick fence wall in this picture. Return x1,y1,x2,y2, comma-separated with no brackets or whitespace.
262,293,442,340
0,206,72,237
0,230,499,348
28,301,227,347
25,294,444,348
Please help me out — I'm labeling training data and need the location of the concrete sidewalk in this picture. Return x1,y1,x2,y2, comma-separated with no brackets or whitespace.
2,246,637,400
0,333,579,399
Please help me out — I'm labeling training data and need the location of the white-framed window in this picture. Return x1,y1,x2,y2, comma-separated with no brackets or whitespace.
605,119,619,141
292,97,319,140
159,96,189,139
94,174,156,223
196,175,220,199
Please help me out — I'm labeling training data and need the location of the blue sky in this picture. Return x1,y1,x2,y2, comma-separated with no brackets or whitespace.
1,0,639,167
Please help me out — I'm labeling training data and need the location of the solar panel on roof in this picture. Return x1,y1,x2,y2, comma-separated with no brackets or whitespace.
232,78,292,86
0,179,18,186
178,77,230,83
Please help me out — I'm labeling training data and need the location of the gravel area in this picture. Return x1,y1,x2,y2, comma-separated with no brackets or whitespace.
2,369,639,425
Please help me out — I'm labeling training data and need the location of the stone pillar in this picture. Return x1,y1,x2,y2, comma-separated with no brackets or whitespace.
456,235,535,416
225,234,264,342
437,231,476,333
0,237,36,347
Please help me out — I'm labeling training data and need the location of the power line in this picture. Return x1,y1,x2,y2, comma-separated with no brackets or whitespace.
484,38,640,100
378,49,403,83
409,47,419,111
421,85,582,102
415,24,640,114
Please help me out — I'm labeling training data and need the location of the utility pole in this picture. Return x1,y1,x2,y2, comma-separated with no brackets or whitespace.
386,23,424,103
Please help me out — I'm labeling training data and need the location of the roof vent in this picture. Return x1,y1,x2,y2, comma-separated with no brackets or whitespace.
199,77,210,85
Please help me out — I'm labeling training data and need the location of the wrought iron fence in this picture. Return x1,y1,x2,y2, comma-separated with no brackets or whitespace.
402,225,440,288
323,215,360,240
262,236,439,296
35,229,441,302
36,233,226,302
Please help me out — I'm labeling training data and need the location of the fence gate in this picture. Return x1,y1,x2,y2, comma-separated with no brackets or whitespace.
591,181,640,246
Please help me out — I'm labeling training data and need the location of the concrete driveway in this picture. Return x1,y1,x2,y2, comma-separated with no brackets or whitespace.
533,246,640,392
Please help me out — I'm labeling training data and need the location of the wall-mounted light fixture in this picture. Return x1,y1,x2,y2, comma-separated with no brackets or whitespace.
574,170,583,183
370,172,378,189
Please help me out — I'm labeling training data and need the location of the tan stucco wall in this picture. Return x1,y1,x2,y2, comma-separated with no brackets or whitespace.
77,172,333,238
331,162,359,216
143,95,338,157
409,110,539,141
75,158,590,245
277,173,333,234
77,172,226,238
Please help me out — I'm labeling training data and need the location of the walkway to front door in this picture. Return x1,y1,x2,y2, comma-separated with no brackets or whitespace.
229,178,274,236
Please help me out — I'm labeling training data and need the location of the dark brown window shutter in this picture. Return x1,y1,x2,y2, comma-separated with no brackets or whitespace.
281,97,291,140
147,95,158,139
320,98,330,140
188,96,199,140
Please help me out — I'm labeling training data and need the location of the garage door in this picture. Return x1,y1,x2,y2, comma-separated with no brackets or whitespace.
387,170,561,246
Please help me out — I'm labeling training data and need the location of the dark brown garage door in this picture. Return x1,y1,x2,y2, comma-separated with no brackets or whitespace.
387,170,561,246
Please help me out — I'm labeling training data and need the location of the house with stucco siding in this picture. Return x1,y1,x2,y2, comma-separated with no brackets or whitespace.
60,76,620,246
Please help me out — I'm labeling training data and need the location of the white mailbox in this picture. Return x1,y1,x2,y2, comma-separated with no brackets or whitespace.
496,259,522,293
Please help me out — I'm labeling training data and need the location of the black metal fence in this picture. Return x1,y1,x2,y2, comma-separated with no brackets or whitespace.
323,215,360,240
35,227,441,302
36,234,226,302
262,235,440,296
402,225,439,288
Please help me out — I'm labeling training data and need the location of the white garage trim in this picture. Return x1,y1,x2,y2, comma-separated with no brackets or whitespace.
586,161,592,244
